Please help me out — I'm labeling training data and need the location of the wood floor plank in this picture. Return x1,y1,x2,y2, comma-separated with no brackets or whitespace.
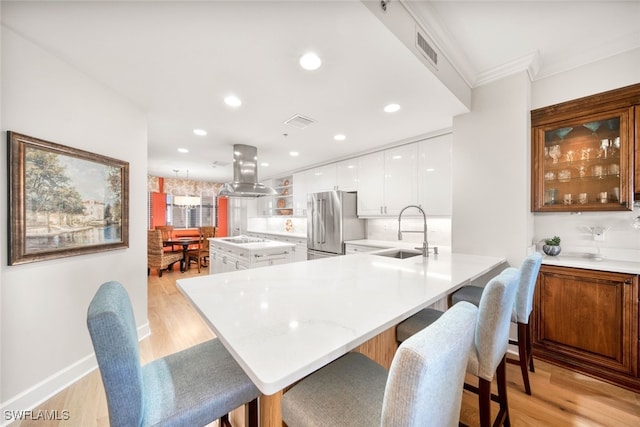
12,267,640,426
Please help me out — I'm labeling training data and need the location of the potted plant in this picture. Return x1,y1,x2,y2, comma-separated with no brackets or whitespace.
542,236,561,256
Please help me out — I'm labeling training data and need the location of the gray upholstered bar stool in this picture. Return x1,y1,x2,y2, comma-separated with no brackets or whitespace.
87,281,260,427
450,252,543,395
395,267,520,427
282,302,478,427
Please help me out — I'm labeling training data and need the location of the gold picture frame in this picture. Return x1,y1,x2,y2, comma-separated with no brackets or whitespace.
7,132,129,265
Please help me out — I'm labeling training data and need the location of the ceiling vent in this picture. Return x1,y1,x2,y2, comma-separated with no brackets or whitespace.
415,28,438,69
284,114,316,129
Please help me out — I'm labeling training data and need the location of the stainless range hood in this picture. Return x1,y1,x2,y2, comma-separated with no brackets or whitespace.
218,144,277,198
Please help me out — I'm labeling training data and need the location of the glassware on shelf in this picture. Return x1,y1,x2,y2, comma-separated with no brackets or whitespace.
583,122,600,135
593,165,604,179
544,171,556,181
598,192,608,203
565,150,575,162
580,148,591,161
548,145,562,164
558,169,571,182
599,139,610,159
578,165,587,178
545,188,558,205
578,193,588,204
554,127,573,140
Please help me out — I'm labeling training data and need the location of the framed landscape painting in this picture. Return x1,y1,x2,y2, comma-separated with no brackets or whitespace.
7,132,129,265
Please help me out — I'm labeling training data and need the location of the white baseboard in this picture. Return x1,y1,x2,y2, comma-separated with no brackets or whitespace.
1,321,150,427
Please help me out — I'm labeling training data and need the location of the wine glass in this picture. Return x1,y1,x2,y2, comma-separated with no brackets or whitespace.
549,145,561,164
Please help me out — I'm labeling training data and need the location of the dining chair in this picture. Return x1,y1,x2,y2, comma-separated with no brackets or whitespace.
450,252,543,395
282,301,478,427
396,267,520,427
87,281,260,427
156,225,179,251
147,229,183,277
187,226,216,273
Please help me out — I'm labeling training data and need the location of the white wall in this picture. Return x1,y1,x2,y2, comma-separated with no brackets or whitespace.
452,72,534,267
0,5,3,405
1,27,148,415
531,48,640,259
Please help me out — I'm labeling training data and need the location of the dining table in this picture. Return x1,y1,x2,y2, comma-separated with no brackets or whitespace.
177,250,506,427
163,237,202,271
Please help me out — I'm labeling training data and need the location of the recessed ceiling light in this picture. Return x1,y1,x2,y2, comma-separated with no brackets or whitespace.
299,52,322,71
193,129,207,136
261,162,269,167
384,103,401,113
224,95,242,107
289,151,299,157
334,134,346,141
177,148,189,153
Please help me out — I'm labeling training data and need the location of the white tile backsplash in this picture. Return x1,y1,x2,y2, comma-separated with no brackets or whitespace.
366,217,452,248
534,203,640,262
247,215,453,248
248,216,307,235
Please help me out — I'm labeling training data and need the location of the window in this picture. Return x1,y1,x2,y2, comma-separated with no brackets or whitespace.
165,194,215,228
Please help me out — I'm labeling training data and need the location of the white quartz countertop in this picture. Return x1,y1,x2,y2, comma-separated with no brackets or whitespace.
177,251,505,395
541,253,640,274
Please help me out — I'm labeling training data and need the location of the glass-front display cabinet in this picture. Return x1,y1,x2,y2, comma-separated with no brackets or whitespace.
532,108,634,212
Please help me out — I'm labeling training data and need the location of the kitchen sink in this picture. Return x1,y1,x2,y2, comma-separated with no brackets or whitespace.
372,249,423,259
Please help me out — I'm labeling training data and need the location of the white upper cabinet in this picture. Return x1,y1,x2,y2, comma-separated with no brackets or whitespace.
307,163,337,193
336,159,358,192
418,134,452,215
356,151,385,216
357,143,418,217
256,178,273,216
292,170,309,216
384,144,418,215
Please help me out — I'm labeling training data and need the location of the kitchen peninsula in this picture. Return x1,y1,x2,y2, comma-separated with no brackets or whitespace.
178,250,505,427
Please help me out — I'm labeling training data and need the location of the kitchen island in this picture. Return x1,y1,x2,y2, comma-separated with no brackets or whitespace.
209,236,295,274
178,251,505,427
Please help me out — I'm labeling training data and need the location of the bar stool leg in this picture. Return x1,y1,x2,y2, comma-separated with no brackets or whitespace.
517,322,532,395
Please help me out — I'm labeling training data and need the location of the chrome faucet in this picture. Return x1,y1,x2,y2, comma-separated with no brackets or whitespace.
398,205,430,257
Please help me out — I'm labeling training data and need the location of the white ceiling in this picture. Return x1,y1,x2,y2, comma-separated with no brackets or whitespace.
3,1,639,183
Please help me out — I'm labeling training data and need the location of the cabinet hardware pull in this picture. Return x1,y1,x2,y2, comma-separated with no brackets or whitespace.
254,251,289,258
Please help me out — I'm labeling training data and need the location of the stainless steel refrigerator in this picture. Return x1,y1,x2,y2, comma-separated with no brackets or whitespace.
307,191,365,259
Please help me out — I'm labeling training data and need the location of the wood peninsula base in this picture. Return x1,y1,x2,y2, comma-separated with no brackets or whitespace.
257,326,399,427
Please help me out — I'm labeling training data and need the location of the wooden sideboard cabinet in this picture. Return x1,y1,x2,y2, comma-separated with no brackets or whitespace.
531,83,640,212
532,265,639,391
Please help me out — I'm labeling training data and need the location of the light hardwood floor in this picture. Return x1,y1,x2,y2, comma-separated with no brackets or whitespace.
13,266,640,426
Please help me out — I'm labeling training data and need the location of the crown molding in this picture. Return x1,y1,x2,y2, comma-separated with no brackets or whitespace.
473,51,541,87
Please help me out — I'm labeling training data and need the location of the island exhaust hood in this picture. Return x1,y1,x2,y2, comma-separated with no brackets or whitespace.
218,144,277,198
